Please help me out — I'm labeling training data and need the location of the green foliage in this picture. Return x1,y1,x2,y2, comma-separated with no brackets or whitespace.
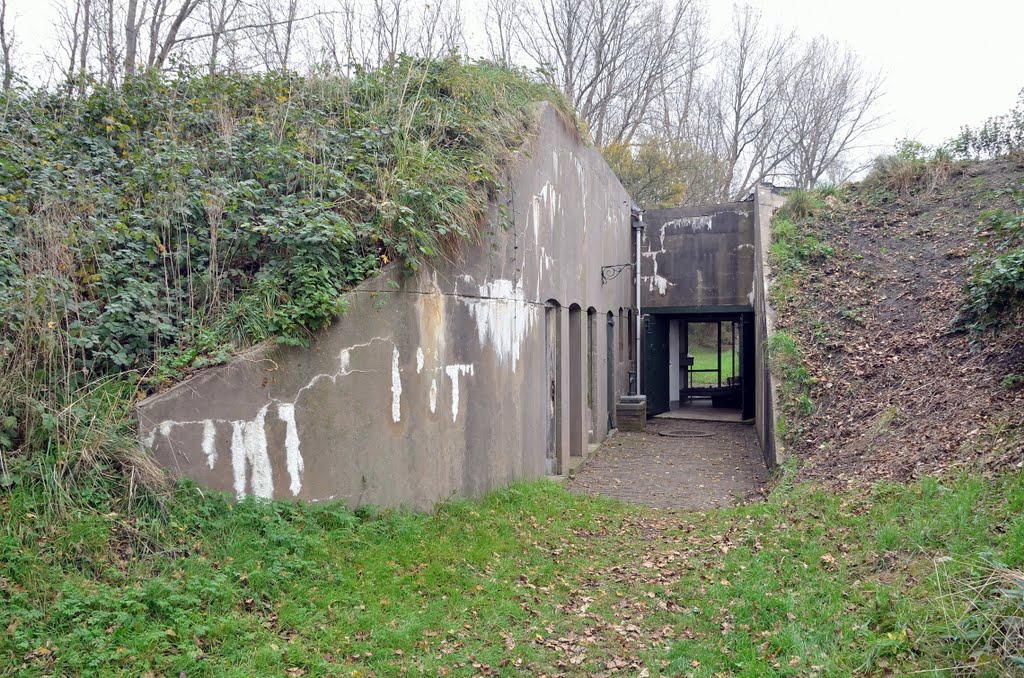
950,88,1024,159
4,469,1024,675
863,138,957,196
960,198,1024,333
769,218,833,274
602,137,726,208
776,188,823,221
1002,374,1024,391
767,331,817,442
0,58,570,496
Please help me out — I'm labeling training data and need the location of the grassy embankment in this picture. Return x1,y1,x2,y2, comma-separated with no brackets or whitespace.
4,474,1024,676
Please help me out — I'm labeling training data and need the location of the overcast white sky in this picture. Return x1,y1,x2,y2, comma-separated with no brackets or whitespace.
708,0,1024,157
4,0,1023,158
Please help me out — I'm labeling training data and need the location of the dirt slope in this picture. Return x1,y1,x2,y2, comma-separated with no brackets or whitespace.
777,158,1024,484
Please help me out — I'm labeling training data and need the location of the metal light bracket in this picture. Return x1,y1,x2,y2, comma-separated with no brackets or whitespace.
601,263,632,284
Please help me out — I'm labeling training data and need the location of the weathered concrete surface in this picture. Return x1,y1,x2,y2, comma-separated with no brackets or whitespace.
138,104,635,508
639,202,756,309
566,419,766,510
752,187,788,466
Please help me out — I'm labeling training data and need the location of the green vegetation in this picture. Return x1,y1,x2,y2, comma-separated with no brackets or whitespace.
769,217,834,274
4,473,1024,676
767,331,817,441
769,188,834,278
602,137,725,208
950,87,1024,160
862,139,956,197
960,184,1024,333
0,58,573,511
764,188,845,439
767,190,834,314
953,96,1024,334
775,188,823,222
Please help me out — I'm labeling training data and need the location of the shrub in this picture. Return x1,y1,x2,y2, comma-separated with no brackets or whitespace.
949,88,1024,160
777,188,823,221
961,246,1024,332
769,218,834,273
864,139,959,195
0,58,573,505
960,202,1024,333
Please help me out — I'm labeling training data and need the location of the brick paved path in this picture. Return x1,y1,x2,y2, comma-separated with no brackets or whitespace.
565,418,767,510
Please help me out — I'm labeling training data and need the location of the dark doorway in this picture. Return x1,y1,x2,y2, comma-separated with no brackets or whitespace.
545,302,562,475
643,311,755,421
568,305,583,458
587,308,597,442
644,315,671,416
606,312,616,431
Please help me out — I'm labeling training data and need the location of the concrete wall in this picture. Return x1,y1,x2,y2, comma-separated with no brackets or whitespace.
138,104,635,508
639,202,756,310
752,187,788,466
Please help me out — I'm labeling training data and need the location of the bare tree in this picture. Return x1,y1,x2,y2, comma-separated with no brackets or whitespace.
515,0,704,146
782,37,884,188
369,0,408,64
152,0,204,69
314,0,357,70
80,0,92,87
417,0,464,59
0,0,14,90
202,0,246,74
484,0,518,64
252,0,302,70
598,0,702,144
701,4,796,200
653,0,711,138
124,0,141,74
102,0,119,84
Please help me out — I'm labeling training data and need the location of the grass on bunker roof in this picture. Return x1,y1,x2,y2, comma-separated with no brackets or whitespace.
3,471,1024,676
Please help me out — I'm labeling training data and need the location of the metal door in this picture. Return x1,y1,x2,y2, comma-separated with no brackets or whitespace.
644,315,671,416
606,313,615,430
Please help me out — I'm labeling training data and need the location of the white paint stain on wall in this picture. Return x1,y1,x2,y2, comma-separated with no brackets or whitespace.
231,406,274,500
664,215,712,233
649,274,672,296
444,363,474,422
201,420,217,469
531,181,558,245
277,403,304,496
642,251,674,296
429,378,438,413
416,347,424,374
461,279,535,372
391,346,403,423
145,336,395,500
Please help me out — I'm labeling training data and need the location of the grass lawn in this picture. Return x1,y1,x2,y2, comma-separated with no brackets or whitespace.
687,345,737,385
4,470,1024,676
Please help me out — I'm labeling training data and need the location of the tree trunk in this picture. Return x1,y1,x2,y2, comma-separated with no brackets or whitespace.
125,0,139,75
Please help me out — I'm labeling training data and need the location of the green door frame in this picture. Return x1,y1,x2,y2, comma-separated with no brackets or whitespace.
643,315,671,416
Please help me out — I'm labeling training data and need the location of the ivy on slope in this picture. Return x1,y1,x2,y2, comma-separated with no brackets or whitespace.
0,58,574,475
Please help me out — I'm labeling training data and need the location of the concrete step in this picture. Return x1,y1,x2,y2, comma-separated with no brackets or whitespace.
568,455,587,475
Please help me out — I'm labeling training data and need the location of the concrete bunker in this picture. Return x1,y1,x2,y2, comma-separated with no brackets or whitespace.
138,104,637,508
637,191,783,465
